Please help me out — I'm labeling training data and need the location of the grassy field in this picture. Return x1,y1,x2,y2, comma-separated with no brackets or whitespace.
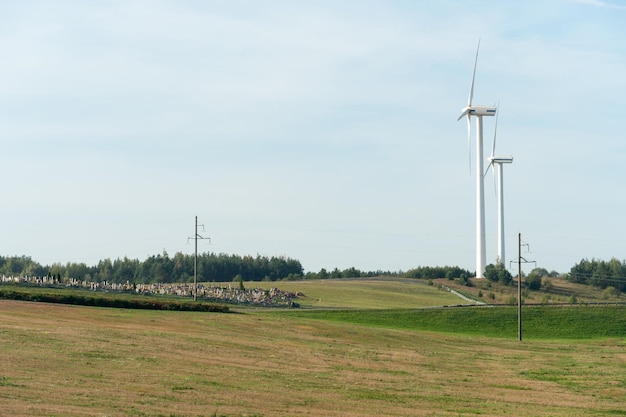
280,305,626,339
249,278,466,309
1,279,625,416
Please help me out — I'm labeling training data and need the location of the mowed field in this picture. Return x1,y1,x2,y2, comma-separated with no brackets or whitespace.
1,280,625,417
251,278,466,309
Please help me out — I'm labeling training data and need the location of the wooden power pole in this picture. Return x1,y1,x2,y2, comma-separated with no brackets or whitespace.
189,216,210,301
518,232,522,342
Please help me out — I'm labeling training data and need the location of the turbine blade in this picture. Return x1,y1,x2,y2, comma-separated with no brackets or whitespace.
491,102,500,157
457,108,469,121
468,39,480,106
483,162,492,178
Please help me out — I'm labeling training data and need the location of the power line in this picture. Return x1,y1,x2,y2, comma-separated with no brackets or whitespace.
568,274,626,286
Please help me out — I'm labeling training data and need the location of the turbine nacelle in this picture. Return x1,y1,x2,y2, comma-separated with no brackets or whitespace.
488,156,513,165
457,105,497,121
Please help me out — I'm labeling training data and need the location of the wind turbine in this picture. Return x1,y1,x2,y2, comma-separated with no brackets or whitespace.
457,40,497,278
485,111,513,268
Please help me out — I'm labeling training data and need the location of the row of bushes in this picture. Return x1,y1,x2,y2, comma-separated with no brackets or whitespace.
0,287,229,313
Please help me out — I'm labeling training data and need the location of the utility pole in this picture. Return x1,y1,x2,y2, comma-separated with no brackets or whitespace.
511,234,534,342
188,216,210,301
518,233,522,341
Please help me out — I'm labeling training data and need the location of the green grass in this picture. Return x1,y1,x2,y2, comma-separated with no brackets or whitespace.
276,304,626,339
249,278,465,309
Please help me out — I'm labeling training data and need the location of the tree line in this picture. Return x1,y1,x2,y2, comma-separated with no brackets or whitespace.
0,253,471,284
568,258,626,292
2,251,624,293
403,265,471,280
0,253,304,284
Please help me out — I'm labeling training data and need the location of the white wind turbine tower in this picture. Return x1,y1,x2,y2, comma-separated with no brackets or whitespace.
485,110,513,268
457,40,497,278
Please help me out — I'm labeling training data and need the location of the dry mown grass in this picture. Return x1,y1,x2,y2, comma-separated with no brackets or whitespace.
1,300,625,416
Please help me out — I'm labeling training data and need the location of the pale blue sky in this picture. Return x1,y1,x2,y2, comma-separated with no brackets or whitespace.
1,0,625,274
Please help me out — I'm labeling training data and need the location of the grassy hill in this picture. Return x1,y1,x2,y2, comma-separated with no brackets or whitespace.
249,275,624,308
249,278,466,309
279,305,626,339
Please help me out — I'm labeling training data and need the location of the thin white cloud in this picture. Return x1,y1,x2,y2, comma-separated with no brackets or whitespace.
575,0,626,9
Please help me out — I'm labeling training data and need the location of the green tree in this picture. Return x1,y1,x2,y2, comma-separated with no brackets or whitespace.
233,274,245,290
569,258,626,292
96,258,113,282
48,263,67,283
65,262,90,282
484,264,512,285
525,268,548,291
342,267,361,278
404,266,471,280
525,271,542,291
530,267,549,279
330,268,342,278
112,257,139,283
569,258,594,284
